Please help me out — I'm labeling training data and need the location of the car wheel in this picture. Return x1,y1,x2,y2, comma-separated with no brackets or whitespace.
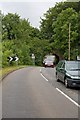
56,74,60,82
64,79,69,88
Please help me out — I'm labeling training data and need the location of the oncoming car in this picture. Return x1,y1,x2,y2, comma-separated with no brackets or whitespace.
56,60,80,88
43,59,54,68
43,55,55,68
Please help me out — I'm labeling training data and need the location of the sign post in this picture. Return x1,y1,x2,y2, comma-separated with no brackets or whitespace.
31,54,35,66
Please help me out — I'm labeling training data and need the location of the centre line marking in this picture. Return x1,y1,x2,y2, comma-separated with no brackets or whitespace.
56,87,80,108
40,73,48,81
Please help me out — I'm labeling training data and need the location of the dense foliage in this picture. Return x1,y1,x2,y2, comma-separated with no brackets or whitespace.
1,1,80,67
40,2,80,60
1,12,50,67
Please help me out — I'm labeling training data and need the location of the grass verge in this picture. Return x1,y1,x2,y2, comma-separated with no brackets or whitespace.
0,65,26,81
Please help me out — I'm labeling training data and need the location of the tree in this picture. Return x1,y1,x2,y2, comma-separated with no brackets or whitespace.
2,40,14,67
16,19,32,41
40,2,79,41
2,13,20,40
2,12,51,66
52,8,78,59
29,38,50,66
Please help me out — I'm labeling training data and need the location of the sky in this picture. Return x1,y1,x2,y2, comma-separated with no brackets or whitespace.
0,0,65,28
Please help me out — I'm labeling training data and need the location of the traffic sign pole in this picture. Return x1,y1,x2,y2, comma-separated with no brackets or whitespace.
32,54,35,66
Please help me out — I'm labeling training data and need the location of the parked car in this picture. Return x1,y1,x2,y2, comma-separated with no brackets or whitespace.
56,60,80,88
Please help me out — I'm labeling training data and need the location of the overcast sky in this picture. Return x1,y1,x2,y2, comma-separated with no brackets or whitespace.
0,0,65,28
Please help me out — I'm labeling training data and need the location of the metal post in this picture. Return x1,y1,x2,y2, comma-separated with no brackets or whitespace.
68,23,71,61
32,54,35,66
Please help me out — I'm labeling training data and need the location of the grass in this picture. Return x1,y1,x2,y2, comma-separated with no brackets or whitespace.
0,65,26,81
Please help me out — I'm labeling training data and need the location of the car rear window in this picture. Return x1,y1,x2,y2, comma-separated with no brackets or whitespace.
66,61,80,71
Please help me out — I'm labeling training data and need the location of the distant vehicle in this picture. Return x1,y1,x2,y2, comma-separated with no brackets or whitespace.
43,59,54,68
43,55,55,68
56,60,80,88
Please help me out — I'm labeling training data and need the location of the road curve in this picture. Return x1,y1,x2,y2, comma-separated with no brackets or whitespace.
2,67,78,118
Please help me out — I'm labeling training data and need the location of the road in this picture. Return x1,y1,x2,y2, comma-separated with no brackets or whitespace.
2,67,79,118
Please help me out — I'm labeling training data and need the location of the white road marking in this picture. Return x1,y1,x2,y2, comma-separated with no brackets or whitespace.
56,88,80,108
40,69,41,73
40,69,48,81
40,73,48,81
40,68,80,108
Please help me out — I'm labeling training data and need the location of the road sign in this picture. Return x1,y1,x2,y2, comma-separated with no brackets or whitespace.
32,54,35,59
31,54,35,65
10,57,13,62
14,56,19,61
7,56,13,62
77,56,80,60
7,56,19,62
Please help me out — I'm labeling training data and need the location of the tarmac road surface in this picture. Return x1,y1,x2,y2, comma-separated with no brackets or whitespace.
2,67,79,118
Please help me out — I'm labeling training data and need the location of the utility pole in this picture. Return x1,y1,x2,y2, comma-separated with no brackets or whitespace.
68,23,71,61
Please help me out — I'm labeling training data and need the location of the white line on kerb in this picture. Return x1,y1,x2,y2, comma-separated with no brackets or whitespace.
56,88,80,108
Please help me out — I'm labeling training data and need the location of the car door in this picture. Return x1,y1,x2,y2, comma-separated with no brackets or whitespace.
59,62,65,82
56,61,63,80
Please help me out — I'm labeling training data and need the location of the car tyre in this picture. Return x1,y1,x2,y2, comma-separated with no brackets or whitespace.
64,79,69,88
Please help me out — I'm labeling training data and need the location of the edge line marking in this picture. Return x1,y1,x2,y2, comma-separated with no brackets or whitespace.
40,68,79,108
56,87,80,108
